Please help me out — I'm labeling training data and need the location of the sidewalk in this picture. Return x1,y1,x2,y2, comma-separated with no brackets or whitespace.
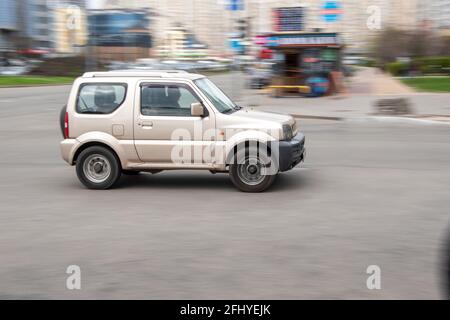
228,69,450,123
248,92,450,120
347,67,415,95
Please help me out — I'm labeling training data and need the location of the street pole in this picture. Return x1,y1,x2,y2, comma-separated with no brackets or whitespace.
230,1,236,102
86,0,99,71
84,0,91,72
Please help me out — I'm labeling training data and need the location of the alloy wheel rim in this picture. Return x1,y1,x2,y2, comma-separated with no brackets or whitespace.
83,154,111,183
237,156,265,186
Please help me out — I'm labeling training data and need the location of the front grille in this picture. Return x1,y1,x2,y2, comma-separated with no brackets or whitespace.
291,137,305,162
292,146,303,158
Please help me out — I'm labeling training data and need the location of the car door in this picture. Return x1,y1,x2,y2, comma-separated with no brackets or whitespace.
134,80,216,166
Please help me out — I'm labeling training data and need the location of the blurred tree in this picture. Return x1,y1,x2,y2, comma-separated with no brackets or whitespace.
372,28,409,63
371,28,450,64
438,36,450,55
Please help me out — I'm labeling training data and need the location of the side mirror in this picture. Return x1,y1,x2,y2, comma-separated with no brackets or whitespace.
191,102,204,117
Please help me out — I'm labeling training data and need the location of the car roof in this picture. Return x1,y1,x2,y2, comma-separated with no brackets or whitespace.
81,70,205,81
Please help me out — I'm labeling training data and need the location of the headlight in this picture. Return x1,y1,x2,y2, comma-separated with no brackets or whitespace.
282,124,293,140
292,122,298,136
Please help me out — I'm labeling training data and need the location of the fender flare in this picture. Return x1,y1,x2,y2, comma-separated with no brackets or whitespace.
224,130,277,165
71,132,127,168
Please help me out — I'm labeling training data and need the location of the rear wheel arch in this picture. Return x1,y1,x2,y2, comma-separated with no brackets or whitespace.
73,142,121,166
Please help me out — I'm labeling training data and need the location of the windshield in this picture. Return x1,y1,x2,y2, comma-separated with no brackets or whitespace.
194,78,239,114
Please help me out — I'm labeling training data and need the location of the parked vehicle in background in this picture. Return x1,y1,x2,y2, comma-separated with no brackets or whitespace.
248,62,273,89
117,58,230,73
0,66,29,76
0,55,32,75
159,60,193,72
233,55,256,72
60,70,306,192
343,55,366,66
195,60,228,71
106,61,131,71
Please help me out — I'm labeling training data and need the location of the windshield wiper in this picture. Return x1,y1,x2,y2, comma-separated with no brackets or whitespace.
223,108,236,114
223,105,243,114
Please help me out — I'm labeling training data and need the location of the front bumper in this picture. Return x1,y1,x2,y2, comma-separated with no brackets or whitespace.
277,132,306,172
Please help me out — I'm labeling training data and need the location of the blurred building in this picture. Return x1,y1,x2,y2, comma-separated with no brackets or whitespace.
418,0,450,32
1,0,88,54
0,0,54,52
92,0,427,56
148,0,227,54
54,5,88,54
23,0,55,49
0,0,19,52
140,0,420,55
247,0,419,55
156,24,208,59
88,9,152,61
97,0,229,55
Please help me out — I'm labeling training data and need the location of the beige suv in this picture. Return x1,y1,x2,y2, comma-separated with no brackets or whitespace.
60,71,305,192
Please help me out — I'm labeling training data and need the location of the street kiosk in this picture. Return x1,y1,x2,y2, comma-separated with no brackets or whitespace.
263,32,344,97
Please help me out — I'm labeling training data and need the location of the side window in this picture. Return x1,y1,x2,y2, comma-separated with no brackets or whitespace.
76,83,127,114
141,84,200,116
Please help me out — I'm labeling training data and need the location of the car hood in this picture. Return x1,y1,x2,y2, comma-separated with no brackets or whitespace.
216,109,296,141
232,109,293,124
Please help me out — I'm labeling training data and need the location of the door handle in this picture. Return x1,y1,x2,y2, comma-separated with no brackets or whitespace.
138,120,153,128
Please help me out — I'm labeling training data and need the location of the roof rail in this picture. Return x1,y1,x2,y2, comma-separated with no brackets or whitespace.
114,69,189,74
82,70,189,78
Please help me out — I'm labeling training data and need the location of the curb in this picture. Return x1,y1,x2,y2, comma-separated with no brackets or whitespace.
290,114,343,121
348,116,450,125
291,113,450,124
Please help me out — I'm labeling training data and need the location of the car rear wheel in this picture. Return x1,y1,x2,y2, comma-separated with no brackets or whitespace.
229,146,277,193
76,146,121,189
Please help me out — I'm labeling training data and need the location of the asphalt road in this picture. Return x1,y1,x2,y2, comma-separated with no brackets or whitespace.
0,80,449,299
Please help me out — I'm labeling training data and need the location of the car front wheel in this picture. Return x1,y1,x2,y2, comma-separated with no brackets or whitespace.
76,146,121,190
229,146,277,192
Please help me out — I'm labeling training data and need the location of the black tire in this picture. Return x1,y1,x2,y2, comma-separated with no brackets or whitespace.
75,146,121,190
59,105,66,138
229,145,277,193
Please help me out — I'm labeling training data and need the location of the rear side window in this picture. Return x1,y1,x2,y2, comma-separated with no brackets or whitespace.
76,83,127,114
